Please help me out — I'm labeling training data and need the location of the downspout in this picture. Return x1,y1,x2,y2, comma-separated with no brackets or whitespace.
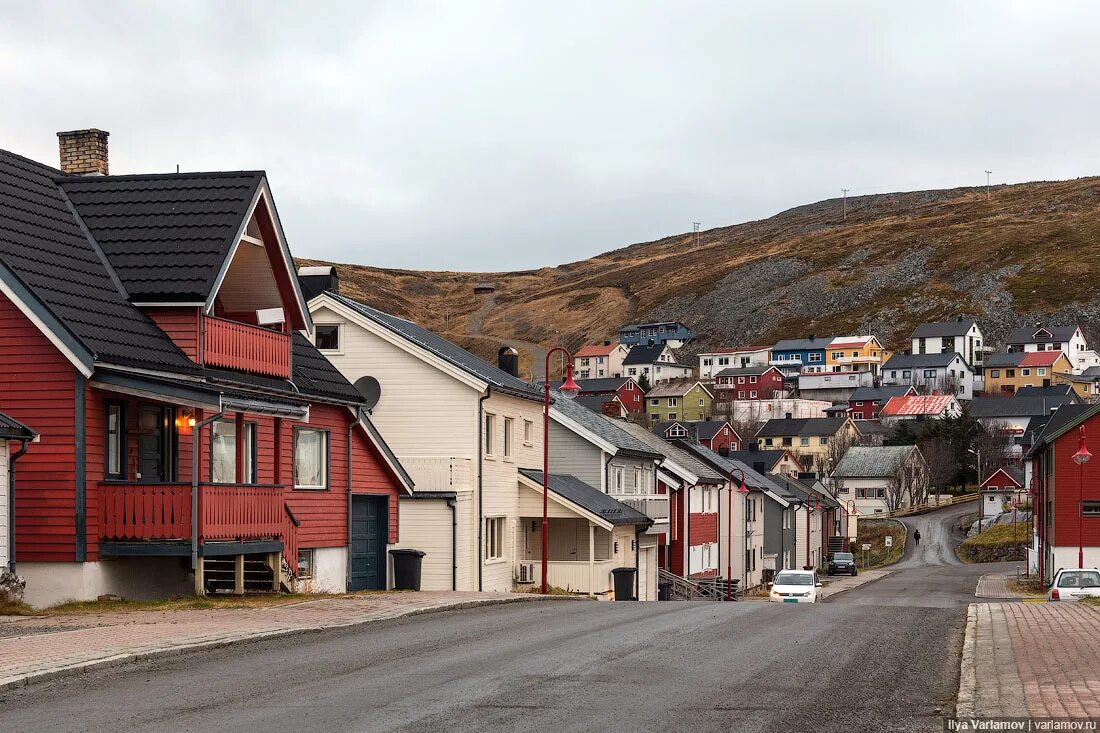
7,439,29,573
477,390,491,591
192,411,224,594
347,411,356,590
448,497,457,591
684,485,690,576
634,525,641,600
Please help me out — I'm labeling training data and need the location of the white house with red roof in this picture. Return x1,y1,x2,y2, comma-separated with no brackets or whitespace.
573,341,629,379
879,394,961,425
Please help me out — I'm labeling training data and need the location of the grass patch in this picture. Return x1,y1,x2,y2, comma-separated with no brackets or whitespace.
1007,577,1045,597
853,519,906,569
0,599,37,616
958,522,1030,563
27,590,406,616
521,584,590,597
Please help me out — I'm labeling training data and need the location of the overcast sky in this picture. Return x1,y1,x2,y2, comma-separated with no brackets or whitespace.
3,2,1099,271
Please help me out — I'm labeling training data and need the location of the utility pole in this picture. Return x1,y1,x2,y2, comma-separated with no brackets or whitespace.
984,170,992,200
841,189,849,221
692,221,701,248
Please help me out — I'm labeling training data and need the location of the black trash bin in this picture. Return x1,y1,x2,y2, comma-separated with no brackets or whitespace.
611,567,637,601
657,582,672,601
389,549,426,591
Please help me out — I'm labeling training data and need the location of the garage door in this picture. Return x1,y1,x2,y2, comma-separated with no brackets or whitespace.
350,495,388,591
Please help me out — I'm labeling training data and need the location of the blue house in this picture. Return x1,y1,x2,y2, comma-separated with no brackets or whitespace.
770,336,834,379
618,321,694,347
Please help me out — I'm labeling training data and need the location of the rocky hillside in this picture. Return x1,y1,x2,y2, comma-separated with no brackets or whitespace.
301,177,1100,370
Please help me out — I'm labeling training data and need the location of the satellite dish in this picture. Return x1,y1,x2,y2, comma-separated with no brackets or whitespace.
354,376,381,411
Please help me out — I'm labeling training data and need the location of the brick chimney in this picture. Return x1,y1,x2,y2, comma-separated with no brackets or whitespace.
57,129,109,175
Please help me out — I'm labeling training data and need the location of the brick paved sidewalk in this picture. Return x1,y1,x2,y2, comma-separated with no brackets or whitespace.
975,571,1038,599
0,591,537,691
957,602,1100,718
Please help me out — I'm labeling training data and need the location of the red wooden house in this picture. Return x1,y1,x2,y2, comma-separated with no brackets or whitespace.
0,131,412,606
848,386,917,420
1028,404,1100,584
654,420,741,455
551,377,647,415
713,366,785,402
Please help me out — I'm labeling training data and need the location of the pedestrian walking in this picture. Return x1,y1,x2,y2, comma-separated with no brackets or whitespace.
913,529,921,545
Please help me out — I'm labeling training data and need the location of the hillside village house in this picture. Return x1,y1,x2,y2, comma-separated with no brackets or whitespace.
970,395,1075,457
797,368,875,403
772,474,842,570
645,381,713,423
0,133,415,606
911,319,985,369
1,413,36,575
305,283,569,593
770,336,834,381
754,417,858,475
546,395,663,599
718,398,833,425
983,351,1074,395
623,343,693,384
1028,404,1100,581
654,420,740,455
725,449,803,479
678,444,799,586
574,394,628,418
825,335,890,377
698,346,771,379
573,342,629,379
713,365,786,402
548,376,646,415
614,421,728,580
831,446,930,515
878,394,962,425
979,466,1027,518
619,321,694,348
848,386,917,420
1005,325,1096,372
880,352,976,400
1056,366,1100,400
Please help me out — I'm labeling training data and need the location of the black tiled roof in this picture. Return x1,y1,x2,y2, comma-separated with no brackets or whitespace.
519,469,652,526
882,352,965,370
547,377,633,393
984,352,1025,368
325,291,542,401
290,333,363,403
1006,325,1078,344
849,386,914,402
0,149,199,373
0,411,35,440
58,171,263,302
1015,385,1077,399
970,396,1074,418
623,343,669,365
756,417,847,437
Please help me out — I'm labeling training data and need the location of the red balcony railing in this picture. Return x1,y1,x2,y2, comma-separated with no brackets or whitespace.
203,316,291,379
99,483,286,544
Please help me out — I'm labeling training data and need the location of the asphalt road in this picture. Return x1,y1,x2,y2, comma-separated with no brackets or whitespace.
0,504,1005,733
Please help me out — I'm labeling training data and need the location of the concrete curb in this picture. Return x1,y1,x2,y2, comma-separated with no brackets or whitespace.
0,595,564,693
819,570,892,600
955,603,978,717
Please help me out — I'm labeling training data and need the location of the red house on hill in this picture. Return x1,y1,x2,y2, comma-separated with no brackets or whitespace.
713,365,785,402
550,377,646,415
0,130,412,607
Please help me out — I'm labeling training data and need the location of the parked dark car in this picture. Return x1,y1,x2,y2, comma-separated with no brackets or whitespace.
827,552,857,576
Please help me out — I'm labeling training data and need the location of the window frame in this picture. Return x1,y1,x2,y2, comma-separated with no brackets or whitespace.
210,418,258,484
293,427,331,490
105,401,127,480
314,323,342,353
483,413,496,458
523,419,533,446
297,548,315,578
503,417,514,461
484,516,505,561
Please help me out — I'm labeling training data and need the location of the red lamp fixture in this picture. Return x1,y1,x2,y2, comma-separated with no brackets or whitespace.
558,362,582,399
1073,425,1092,465
1074,425,1091,569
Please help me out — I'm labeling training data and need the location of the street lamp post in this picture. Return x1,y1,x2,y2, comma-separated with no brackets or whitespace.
542,348,581,594
729,468,748,600
1072,425,1092,570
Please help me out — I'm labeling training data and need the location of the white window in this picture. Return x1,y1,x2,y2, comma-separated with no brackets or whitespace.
633,467,642,493
800,437,810,447
1038,368,1046,376
1022,368,1031,376
212,419,256,484
523,420,533,445
749,376,758,384
923,369,936,378
808,353,822,363
628,368,637,376
615,467,624,492
106,402,124,479
668,424,688,438
650,398,660,407
667,397,676,407
484,414,495,456
503,417,514,459
315,324,341,352
750,390,758,398
698,398,705,406
294,428,329,489
297,549,314,578
484,517,504,560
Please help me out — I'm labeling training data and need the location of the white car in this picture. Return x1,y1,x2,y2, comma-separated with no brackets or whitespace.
768,570,822,603
1048,568,1100,602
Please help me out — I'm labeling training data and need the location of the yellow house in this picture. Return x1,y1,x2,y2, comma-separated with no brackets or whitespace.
984,351,1073,396
644,381,713,424
825,336,891,376
754,417,859,474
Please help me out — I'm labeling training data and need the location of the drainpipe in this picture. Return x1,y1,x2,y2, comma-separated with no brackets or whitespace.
448,497,457,591
634,525,641,600
192,411,224,595
347,411,356,590
7,439,29,573
477,390,491,591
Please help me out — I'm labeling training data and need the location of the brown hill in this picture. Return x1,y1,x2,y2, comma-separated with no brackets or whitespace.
301,178,1100,377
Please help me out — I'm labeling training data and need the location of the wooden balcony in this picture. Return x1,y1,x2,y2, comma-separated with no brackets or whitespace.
99,482,287,545
203,316,291,379
401,456,474,492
